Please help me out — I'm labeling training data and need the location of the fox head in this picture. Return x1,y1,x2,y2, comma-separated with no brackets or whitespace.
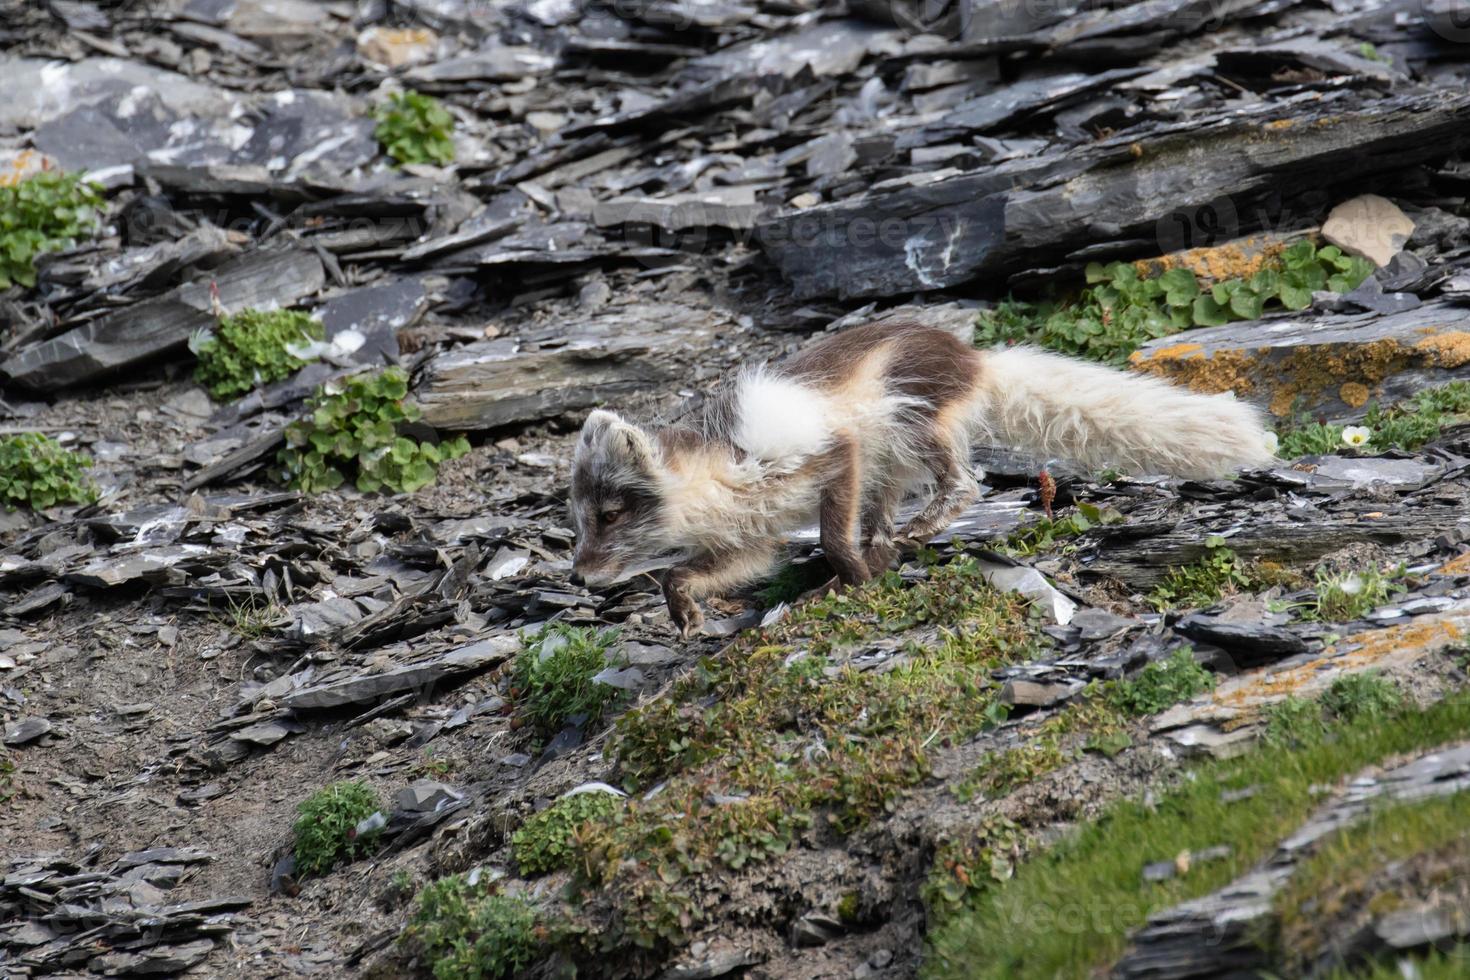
569,409,675,587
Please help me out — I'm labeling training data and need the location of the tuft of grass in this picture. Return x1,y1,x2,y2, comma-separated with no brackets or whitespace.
275,368,470,494
192,307,324,400
402,875,542,980
1262,695,1327,748
1305,564,1405,622
1318,670,1403,724
373,90,455,166
1276,793,1470,972
512,791,622,876
1106,648,1216,716
0,433,97,510
0,169,104,290
956,737,1069,803
292,780,383,877
220,594,286,639
511,625,623,739
0,751,15,804
924,689,1470,980
1275,381,1470,458
976,243,1373,364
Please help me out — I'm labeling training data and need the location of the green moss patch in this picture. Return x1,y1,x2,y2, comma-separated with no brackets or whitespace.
1275,793,1470,972
923,689,1470,980
564,558,1045,955
193,307,323,400
1148,537,1301,611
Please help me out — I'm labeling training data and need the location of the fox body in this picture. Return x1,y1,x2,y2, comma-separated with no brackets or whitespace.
569,322,1274,637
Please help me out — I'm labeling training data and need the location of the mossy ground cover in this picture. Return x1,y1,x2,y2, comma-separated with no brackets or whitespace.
923,688,1470,980
1274,792,1470,972
562,558,1047,953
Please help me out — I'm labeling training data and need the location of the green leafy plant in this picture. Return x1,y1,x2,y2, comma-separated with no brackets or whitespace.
1274,381,1470,458
976,242,1374,364
922,817,1025,924
373,90,456,166
1001,501,1123,557
0,433,97,510
511,791,622,876
292,780,383,876
0,170,104,290
511,625,624,739
1107,648,1215,716
1148,536,1255,610
193,308,324,400
276,368,469,494
403,875,542,980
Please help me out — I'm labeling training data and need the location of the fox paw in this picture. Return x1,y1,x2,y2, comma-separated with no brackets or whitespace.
667,591,705,639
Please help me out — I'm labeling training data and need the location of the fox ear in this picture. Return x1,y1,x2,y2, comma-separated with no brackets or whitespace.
607,419,657,474
580,410,658,474
580,409,620,447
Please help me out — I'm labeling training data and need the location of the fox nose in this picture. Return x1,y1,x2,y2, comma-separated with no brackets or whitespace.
569,570,585,588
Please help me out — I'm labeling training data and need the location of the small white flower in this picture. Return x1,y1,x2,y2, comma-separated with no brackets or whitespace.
1263,431,1279,456
1341,425,1371,448
1338,575,1364,596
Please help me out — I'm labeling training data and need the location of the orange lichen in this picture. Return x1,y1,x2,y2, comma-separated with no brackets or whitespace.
1219,619,1463,710
1338,381,1371,409
1135,342,1204,362
1439,552,1470,576
1130,347,1260,397
1415,332,1470,369
1135,235,1296,283
1266,119,1295,131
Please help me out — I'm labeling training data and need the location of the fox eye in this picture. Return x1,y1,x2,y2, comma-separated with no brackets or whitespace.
599,507,624,525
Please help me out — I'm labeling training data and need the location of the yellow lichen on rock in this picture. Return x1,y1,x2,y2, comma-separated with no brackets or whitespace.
1130,346,1260,397
1414,331,1470,368
1338,382,1371,408
1216,617,1465,712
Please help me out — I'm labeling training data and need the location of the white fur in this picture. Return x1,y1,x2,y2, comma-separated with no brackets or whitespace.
732,369,834,463
972,346,1276,479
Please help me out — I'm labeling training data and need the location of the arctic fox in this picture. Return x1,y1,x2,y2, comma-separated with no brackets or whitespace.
568,321,1273,638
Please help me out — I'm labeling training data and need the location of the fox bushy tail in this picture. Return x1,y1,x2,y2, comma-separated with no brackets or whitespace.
971,346,1275,479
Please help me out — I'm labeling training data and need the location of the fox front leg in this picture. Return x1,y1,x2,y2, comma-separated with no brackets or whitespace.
662,564,704,640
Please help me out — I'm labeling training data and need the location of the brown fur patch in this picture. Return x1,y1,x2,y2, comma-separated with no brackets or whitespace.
782,322,983,419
